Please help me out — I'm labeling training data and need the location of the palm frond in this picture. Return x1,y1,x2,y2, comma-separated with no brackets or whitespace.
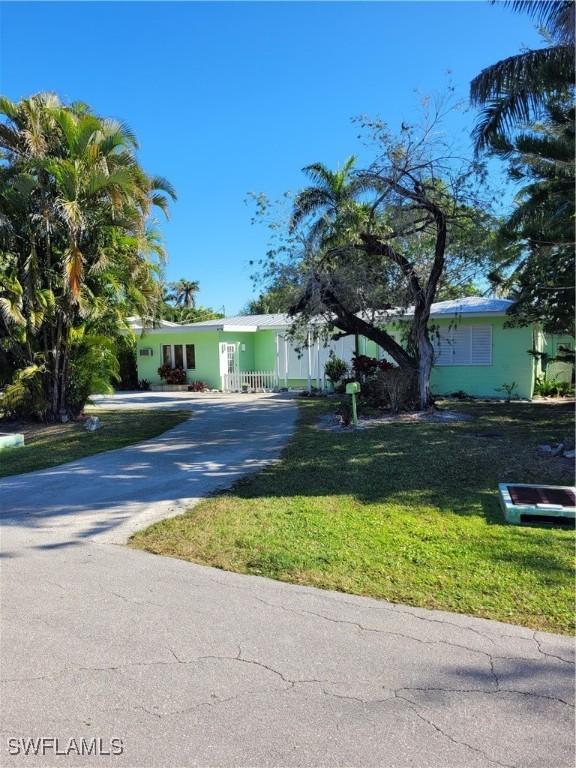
471,45,574,151
64,245,84,298
301,162,337,188
290,188,333,231
149,175,177,200
471,45,573,105
499,1,575,43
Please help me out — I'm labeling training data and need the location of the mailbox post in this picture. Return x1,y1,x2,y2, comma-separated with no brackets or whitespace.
345,381,361,427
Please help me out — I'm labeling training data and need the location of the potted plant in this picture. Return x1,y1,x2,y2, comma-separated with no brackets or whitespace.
324,352,348,391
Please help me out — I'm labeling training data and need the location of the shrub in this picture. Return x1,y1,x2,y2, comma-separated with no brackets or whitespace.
1,365,48,421
495,382,518,402
534,376,574,398
324,352,348,385
382,368,415,414
1,333,120,421
361,367,414,413
352,354,395,379
116,336,138,390
450,390,471,400
138,379,151,391
66,334,119,417
188,380,209,392
157,364,186,385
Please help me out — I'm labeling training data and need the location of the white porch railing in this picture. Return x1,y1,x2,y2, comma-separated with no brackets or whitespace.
221,370,277,392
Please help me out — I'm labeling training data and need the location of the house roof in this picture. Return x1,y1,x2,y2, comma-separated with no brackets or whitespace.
134,297,515,334
126,316,181,331
409,297,515,316
184,297,515,329
187,313,293,331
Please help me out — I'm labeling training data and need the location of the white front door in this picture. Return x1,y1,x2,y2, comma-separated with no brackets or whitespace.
226,343,238,374
219,342,239,390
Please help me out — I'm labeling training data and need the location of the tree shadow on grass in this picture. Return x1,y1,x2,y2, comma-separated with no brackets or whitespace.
234,414,574,512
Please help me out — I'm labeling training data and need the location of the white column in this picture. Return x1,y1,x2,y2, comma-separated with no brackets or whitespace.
275,333,280,387
306,332,312,393
284,336,289,388
316,338,322,390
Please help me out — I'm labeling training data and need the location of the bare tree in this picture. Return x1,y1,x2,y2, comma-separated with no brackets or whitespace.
282,100,498,409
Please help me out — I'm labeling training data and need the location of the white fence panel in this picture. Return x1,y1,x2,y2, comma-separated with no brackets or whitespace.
221,370,276,392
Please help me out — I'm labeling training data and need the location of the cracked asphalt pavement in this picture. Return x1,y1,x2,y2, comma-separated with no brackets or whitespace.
0,392,574,767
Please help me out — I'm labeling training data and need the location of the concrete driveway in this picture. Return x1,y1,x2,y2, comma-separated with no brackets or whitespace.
0,392,574,768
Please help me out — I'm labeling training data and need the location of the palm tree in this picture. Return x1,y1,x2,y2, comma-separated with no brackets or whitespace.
169,279,200,308
470,0,575,152
489,100,575,333
0,93,175,419
290,156,369,244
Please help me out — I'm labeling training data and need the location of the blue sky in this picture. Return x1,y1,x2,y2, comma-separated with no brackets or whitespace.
1,1,543,313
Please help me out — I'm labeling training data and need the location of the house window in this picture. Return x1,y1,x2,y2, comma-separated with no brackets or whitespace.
161,343,197,369
174,344,184,369
433,325,492,366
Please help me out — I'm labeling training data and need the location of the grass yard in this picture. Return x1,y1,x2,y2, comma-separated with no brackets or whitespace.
131,400,575,634
0,409,190,478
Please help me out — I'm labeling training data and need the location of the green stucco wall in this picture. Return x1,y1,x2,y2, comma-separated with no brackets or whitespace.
254,330,278,371
426,317,535,399
136,329,269,388
540,333,574,384
341,318,536,398
136,331,221,387
136,316,539,398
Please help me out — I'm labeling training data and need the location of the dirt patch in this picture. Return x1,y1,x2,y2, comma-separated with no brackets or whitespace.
317,409,474,431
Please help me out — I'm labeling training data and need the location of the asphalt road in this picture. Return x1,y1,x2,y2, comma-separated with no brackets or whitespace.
0,392,574,767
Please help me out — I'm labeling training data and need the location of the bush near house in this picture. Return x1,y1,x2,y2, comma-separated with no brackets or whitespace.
324,353,348,385
157,365,187,385
188,380,209,392
352,354,394,378
534,376,574,398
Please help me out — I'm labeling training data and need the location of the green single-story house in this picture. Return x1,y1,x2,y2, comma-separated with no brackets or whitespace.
133,297,573,399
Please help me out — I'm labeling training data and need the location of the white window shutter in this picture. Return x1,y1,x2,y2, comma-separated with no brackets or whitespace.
432,325,492,366
471,326,492,365
451,328,470,365
433,329,454,366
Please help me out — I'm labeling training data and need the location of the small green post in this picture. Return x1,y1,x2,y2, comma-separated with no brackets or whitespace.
345,381,361,427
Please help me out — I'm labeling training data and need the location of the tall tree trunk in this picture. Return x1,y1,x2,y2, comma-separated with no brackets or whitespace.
58,336,68,418
416,329,434,410
49,315,62,421
360,208,447,411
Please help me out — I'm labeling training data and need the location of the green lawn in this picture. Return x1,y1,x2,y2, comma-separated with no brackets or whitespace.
131,400,575,634
0,409,190,478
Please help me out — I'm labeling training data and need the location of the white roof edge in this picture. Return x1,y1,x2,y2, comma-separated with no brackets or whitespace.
138,324,225,335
